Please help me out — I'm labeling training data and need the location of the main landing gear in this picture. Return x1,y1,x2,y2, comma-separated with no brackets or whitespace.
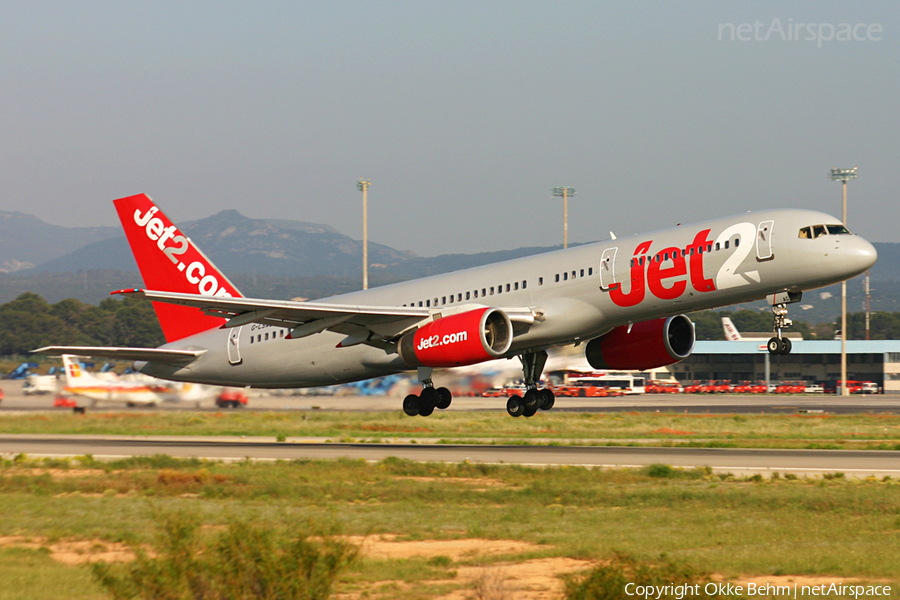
403,367,452,417
766,291,801,355
506,350,555,418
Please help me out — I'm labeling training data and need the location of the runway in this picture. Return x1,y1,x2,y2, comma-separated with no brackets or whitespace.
2,434,898,478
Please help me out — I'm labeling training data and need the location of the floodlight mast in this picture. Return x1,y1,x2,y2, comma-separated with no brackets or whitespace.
358,178,371,290
830,167,858,396
552,186,576,249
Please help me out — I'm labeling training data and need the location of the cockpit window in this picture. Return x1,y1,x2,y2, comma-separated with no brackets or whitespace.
813,225,827,238
798,227,811,239
826,224,850,235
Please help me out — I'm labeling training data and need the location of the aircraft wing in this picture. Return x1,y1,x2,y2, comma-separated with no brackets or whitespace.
32,346,206,365
113,289,539,345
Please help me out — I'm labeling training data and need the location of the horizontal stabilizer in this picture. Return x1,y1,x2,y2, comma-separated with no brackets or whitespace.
32,346,206,365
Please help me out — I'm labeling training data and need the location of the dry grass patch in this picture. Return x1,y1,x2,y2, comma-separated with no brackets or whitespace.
0,535,136,564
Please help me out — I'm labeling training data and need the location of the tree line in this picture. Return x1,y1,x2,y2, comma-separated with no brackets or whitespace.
0,293,165,356
691,308,900,340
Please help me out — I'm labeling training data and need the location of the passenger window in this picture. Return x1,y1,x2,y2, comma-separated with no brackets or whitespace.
506,283,510,292
813,225,827,238
664,252,669,261
466,292,471,300
441,296,446,304
250,337,254,344
539,277,544,286
490,287,494,295
724,241,729,249
265,332,269,340
734,238,740,248
426,300,431,307
449,296,454,303
798,227,811,239
418,301,423,307
588,267,593,275
474,290,479,298
433,298,438,306
715,243,720,251
572,270,576,278
522,280,527,289
458,293,462,302
555,274,560,282
706,244,712,252
580,269,584,277
482,288,486,297
563,272,568,281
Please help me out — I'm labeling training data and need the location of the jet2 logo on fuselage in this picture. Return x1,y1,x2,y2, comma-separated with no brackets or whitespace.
609,225,760,308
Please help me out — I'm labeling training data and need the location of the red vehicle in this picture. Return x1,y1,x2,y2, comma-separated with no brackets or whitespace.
748,382,768,394
699,380,732,394
731,381,752,394
53,396,78,408
645,380,681,394
682,381,703,394
823,380,875,394
774,381,805,394
216,388,248,408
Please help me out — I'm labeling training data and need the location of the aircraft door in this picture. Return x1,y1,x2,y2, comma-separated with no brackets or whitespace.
756,220,774,260
599,247,618,290
227,326,243,365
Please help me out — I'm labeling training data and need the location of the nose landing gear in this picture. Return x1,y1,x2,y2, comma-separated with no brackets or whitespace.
766,291,801,355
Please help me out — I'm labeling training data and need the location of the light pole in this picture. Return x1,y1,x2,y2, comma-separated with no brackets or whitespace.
358,178,371,290
830,166,858,396
552,186,576,249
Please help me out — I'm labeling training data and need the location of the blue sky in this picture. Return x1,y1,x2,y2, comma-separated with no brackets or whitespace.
1,1,897,255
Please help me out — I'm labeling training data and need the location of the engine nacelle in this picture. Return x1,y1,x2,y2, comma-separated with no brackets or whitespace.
398,307,513,368
585,315,695,371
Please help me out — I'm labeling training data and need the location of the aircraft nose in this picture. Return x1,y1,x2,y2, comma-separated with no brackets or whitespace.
846,235,878,275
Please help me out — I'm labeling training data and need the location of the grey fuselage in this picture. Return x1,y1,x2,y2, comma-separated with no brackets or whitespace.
140,208,876,387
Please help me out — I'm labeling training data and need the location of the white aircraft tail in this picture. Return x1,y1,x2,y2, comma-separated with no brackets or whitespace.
721,317,743,341
62,355,101,386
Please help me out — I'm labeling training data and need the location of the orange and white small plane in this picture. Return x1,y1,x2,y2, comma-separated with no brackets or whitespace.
59,355,208,407
36,193,876,417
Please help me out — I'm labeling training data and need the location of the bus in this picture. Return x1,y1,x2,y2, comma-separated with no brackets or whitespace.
561,371,646,395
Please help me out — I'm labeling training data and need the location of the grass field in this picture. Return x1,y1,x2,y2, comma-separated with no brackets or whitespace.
0,452,899,599
2,410,900,450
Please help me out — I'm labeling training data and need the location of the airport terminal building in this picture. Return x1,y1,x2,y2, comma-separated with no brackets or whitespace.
665,340,900,392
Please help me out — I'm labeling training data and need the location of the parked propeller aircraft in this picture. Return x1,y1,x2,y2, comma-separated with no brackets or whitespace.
36,194,876,417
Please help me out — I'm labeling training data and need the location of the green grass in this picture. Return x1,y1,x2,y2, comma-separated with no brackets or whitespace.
2,410,900,450
0,456,899,599
0,547,106,600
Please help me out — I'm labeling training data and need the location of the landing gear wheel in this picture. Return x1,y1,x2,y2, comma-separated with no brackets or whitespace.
767,337,783,354
507,395,524,417
418,387,438,417
781,338,792,354
523,404,538,418
522,389,541,410
402,394,420,417
436,387,452,410
539,389,555,410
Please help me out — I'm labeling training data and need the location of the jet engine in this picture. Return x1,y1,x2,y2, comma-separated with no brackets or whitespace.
584,315,694,371
398,307,513,368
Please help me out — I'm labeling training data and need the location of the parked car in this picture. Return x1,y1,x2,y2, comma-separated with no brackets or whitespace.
803,383,824,394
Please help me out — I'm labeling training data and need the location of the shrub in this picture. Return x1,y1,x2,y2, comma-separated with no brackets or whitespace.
92,508,357,600
565,553,718,600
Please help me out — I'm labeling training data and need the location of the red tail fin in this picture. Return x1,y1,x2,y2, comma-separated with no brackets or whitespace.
113,194,243,343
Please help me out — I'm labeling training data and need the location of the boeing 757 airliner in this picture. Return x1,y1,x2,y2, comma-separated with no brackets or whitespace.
36,194,876,417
